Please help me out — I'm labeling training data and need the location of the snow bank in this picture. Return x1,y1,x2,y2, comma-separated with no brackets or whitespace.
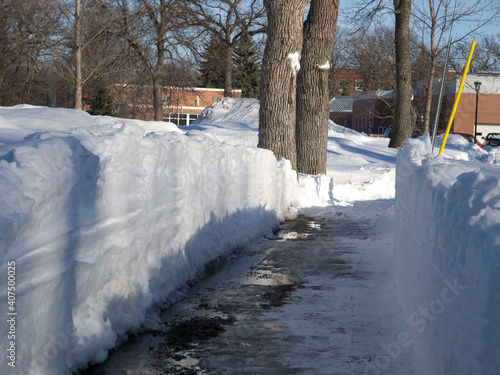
395,136,500,374
0,105,299,374
325,122,397,205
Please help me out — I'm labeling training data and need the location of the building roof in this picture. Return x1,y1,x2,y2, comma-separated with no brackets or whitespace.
329,96,355,113
445,73,500,95
354,90,396,100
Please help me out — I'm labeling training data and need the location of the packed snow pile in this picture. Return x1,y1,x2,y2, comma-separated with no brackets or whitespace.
193,97,259,128
0,104,299,374
188,97,259,148
395,135,500,375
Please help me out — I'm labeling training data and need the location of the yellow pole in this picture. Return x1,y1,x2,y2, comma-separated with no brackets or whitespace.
439,40,476,154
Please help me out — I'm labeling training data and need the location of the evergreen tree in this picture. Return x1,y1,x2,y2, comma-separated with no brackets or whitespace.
198,34,226,88
87,79,114,116
233,32,261,98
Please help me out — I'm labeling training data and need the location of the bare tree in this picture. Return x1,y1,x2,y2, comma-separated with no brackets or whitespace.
351,27,397,92
104,0,192,121
452,34,500,72
45,0,127,110
412,0,500,132
328,28,354,97
389,0,414,148
258,0,310,171
187,0,265,98
296,0,339,175
0,0,62,106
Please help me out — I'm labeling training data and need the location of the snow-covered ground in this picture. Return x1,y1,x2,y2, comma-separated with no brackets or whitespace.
0,98,499,374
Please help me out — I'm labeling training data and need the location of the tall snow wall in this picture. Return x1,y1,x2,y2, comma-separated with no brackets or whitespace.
0,111,299,374
395,137,500,374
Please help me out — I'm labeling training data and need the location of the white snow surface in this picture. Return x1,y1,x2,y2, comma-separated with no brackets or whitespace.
395,135,500,374
1,97,500,374
288,52,301,75
0,101,300,374
317,61,330,70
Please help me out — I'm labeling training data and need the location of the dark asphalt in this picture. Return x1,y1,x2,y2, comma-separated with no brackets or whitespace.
84,201,416,375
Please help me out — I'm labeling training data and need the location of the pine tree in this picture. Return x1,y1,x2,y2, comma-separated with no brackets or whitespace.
233,33,261,98
87,79,114,116
198,34,226,88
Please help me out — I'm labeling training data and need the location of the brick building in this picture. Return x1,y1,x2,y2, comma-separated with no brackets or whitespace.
112,85,242,125
445,73,500,140
329,68,365,97
330,72,500,140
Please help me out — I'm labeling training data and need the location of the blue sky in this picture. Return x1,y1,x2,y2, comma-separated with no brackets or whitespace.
337,0,499,42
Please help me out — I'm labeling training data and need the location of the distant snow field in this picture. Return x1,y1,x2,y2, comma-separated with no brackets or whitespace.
0,98,499,374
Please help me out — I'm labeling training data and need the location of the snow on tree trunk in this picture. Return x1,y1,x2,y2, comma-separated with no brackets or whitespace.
258,0,310,171
296,0,339,175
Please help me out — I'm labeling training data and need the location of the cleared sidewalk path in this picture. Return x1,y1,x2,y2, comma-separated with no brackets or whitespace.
86,199,416,375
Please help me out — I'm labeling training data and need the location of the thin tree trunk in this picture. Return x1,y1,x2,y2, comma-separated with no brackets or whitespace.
258,0,310,171
423,61,436,132
22,52,39,103
152,74,163,121
422,16,437,133
154,28,166,121
296,0,339,175
389,0,414,148
223,46,234,97
75,0,83,110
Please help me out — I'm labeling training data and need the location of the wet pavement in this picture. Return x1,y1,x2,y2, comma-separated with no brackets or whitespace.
84,201,416,375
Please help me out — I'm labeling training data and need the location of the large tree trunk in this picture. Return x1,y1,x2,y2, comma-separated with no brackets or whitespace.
296,0,339,175
74,0,83,110
389,0,414,148
258,0,310,171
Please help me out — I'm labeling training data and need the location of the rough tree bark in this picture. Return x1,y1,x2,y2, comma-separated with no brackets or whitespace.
258,0,310,171
389,0,414,148
296,0,339,175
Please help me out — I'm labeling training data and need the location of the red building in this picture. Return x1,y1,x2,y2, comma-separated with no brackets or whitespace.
445,73,500,141
330,72,500,140
112,85,242,126
329,68,365,97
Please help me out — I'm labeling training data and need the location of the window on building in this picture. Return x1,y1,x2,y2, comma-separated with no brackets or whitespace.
163,113,199,126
